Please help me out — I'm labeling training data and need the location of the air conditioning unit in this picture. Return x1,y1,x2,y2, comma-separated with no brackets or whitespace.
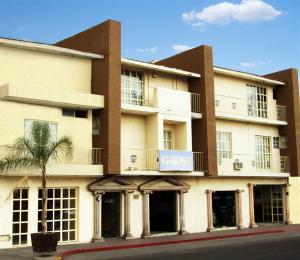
233,160,243,170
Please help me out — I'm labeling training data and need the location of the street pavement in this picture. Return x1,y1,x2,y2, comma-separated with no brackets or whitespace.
66,229,300,260
0,224,299,260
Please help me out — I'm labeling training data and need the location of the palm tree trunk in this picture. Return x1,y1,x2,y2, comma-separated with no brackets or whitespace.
41,165,47,234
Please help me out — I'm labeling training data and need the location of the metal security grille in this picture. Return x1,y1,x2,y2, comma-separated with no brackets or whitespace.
248,84,267,118
121,69,144,106
255,136,271,170
216,131,232,165
12,188,28,246
38,188,77,242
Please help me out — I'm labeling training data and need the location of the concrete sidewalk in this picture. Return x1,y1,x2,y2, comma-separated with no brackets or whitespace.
0,224,299,260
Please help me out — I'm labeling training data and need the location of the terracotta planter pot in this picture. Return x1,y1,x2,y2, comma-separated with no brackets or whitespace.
31,233,59,256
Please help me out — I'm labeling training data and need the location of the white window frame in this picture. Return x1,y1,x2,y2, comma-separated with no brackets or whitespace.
24,119,57,143
121,69,144,106
255,135,272,170
163,130,174,150
12,188,29,246
38,188,77,242
216,131,232,165
248,84,268,118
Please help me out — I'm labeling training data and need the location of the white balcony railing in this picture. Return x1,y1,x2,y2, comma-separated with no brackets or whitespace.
0,146,103,165
215,94,287,122
121,148,204,172
217,153,290,174
121,87,157,107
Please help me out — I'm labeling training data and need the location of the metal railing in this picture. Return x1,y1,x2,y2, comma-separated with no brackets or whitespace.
277,105,287,121
121,148,204,172
191,93,201,113
215,94,287,122
91,148,103,165
280,156,290,173
121,86,157,107
217,153,290,173
193,152,204,172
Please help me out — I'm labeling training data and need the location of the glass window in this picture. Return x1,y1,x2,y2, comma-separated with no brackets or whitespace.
255,136,271,170
12,188,28,246
38,188,77,242
216,132,232,165
24,120,57,143
163,130,173,150
121,69,144,106
248,84,268,118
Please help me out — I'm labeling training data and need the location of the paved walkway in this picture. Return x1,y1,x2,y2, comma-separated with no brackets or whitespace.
0,224,299,260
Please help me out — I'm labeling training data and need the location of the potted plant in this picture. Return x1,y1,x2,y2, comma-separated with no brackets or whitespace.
0,121,72,256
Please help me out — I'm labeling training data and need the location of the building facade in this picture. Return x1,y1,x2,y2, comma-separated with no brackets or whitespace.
0,19,299,248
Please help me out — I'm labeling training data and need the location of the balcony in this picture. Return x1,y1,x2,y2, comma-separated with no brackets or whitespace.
121,148,204,174
121,87,157,114
215,94,287,125
217,153,290,177
0,146,103,176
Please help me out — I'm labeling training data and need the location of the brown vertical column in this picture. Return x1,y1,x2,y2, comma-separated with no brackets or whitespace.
178,190,188,235
236,190,244,229
248,183,257,228
122,191,133,239
206,190,214,232
283,184,292,224
56,20,121,175
264,69,300,177
157,46,217,176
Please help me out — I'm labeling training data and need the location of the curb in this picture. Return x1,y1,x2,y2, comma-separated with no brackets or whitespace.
56,229,285,259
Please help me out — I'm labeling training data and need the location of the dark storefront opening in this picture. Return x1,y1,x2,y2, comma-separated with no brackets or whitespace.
150,191,176,233
254,185,284,223
212,191,236,228
102,192,121,238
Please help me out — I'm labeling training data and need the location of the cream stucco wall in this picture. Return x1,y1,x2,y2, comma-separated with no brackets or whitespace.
289,177,300,224
0,45,92,94
127,176,287,238
0,176,95,249
214,74,279,121
216,119,284,176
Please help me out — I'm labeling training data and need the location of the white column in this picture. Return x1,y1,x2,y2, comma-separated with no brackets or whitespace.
141,190,151,238
236,189,244,229
92,192,103,242
206,190,214,232
283,184,292,225
248,183,257,228
122,190,133,239
178,190,188,235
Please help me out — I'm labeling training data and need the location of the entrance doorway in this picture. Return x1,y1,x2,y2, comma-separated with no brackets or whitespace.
254,185,284,223
102,192,121,238
212,191,236,227
150,191,176,233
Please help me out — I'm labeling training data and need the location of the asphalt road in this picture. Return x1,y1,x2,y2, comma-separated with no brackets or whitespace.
68,231,300,260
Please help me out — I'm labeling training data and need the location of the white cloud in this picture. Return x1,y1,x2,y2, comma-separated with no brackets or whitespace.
17,27,25,31
136,46,158,54
172,44,193,53
182,0,282,27
240,60,270,68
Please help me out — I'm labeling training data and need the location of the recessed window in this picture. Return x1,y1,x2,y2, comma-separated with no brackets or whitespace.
216,132,232,165
62,109,88,119
38,188,77,242
163,130,173,150
255,135,271,170
12,188,28,246
248,84,268,118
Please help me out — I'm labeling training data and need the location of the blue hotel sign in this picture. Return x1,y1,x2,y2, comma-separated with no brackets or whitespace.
159,150,193,172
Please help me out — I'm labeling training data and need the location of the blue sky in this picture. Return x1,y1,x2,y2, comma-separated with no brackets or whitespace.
0,0,299,76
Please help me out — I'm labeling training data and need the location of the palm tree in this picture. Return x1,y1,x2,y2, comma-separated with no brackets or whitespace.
0,121,72,234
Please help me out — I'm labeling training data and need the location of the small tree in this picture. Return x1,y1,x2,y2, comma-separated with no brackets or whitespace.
0,121,72,234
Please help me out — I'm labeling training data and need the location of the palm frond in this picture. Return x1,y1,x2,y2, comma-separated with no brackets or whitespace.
47,136,73,163
0,155,37,172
